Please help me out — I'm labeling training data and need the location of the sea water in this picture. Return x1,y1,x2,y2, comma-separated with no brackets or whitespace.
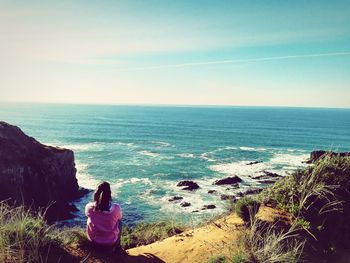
0,103,349,226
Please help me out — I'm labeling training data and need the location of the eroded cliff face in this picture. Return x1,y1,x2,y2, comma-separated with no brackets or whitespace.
0,121,87,221
308,150,350,163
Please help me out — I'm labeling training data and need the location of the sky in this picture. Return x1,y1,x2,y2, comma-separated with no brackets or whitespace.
1,0,350,108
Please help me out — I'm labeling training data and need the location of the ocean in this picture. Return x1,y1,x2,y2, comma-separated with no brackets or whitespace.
0,103,349,226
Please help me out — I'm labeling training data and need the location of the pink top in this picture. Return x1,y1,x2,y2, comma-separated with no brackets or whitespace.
85,202,122,245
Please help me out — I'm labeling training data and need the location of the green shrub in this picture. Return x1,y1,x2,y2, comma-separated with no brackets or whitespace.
260,154,350,259
121,220,185,249
207,255,228,263
235,197,261,223
231,251,248,263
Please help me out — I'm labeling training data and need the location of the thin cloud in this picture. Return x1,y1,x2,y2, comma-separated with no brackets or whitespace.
121,52,350,71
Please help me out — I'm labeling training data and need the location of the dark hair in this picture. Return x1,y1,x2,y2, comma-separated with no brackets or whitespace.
94,181,112,211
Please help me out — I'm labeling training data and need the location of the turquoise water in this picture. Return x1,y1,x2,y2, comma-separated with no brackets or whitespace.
1,103,350,225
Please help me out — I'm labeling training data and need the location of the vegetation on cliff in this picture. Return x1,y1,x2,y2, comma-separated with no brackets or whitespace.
1,152,349,262
211,153,350,262
0,201,184,262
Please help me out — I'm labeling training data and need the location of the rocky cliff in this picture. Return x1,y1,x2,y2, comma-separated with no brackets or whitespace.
0,121,87,221
308,150,350,163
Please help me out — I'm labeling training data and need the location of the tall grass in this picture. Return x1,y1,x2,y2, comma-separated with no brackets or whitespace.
0,200,187,262
0,202,53,263
238,214,304,263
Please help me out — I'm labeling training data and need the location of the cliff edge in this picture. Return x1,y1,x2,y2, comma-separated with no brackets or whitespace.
0,121,87,221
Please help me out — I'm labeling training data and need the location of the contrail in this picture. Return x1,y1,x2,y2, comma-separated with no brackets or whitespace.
121,51,350,71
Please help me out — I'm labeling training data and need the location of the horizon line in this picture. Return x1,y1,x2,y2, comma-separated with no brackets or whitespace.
1,100,349,110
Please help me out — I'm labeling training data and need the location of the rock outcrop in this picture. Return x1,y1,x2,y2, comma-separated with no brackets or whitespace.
307,150,350,163
214,176,242,185
246,161,262,166
168,196,183,202
202,204,216,210
0,121,87,221
180,202,191,207
177,180,200,191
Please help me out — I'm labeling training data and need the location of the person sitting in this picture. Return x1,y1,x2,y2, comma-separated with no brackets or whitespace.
85,181,124,254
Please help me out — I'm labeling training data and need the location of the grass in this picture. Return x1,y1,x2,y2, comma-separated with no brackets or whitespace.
260,154,350,258
0,201,63,263
237,217,304,263
121,220,185,249
0,200,186,262
207,255,230,263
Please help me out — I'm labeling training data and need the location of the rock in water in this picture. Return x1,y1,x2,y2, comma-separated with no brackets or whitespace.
202,204,216,210
168,196,183,202
214,176,242,185
177,180,200,191
180,202,191,207
246,161,262,166
0,121,87,221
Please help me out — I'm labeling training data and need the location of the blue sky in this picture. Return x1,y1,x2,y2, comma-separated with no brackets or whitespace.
1,0,350,107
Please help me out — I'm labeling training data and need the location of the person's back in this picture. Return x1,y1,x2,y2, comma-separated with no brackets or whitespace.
85,181,123,251
85,202,122,245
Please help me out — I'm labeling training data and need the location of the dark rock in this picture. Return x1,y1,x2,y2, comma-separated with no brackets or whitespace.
202,204,216,210
252,171,282,180
168,196,183,202
214,176,242,185
236,192,244,197
225,183,239,190
180,202,191,207
263,171,282,178
246,161,262,166
220,195,236,201
0,121,88,222
236,188,263,198
307,150,350,163
208,190,217,194
77,187,92,199
258,179,278,184
307,150,327,163
177,180,200,191
192,210,199,213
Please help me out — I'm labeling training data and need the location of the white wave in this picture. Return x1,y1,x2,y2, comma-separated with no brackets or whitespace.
113,177,153,186
269,153,309,167
109,177,153,195
129,177,153,185
75,160,100,189
115,142,139,149
177,153,196,158
209,152,309,179
199,153,216,162
44,142,103,152
222,146,238,150
239,146,266,152
138,150,160,158
152,141,173,147
209,161,268,180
